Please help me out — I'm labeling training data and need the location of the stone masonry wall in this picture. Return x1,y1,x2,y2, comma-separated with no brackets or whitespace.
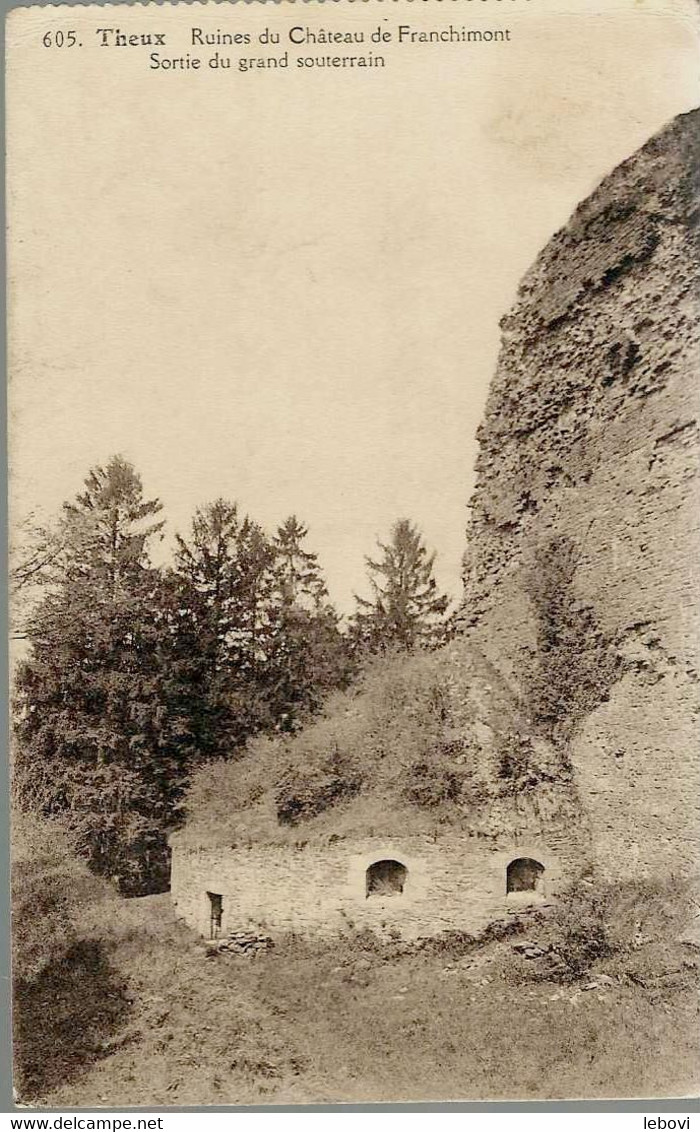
171,835,572,940
460,110,700,881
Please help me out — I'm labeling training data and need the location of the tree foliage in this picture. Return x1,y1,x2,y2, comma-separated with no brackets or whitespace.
13,457,181,893
169,500,279,759
268,516,354,726
350,518,450,653
14,462,450,893
274,515,328,610
13,461,353,890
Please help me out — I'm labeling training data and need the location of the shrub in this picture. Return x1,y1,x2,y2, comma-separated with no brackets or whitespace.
497,734,536,785
11,813,105,982
496,732,562,792
404,760,464,807
350,927,384,953
523,536,624,740
503,876,691,985
417,930,476,957
182,640,530,844
275,752,363,826
551,907,615,980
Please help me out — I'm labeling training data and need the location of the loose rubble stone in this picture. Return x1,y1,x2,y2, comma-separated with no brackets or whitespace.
208,930,274,957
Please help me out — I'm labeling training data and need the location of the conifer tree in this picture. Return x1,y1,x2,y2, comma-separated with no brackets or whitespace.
350,518,450,653
13,456,182,894
170,505,351,747
63,456,165,589
274,515,328,610
169,501,279,756
234,516,280,679
173,499,241,674
267,517,353,725
14,473,359,893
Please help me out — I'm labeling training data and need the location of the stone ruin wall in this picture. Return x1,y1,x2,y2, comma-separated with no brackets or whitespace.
170,833,577,941
459,110,700,882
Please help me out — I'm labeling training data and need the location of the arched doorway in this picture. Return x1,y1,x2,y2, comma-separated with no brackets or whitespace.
506,857,544,894
366,859,407,898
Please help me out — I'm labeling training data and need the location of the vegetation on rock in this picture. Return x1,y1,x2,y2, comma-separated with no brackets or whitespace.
522,535,624,742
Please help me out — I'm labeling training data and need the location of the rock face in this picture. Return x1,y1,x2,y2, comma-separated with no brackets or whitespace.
460,110,700,880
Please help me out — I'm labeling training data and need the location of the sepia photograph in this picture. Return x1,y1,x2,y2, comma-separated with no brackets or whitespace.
5,0,700,1109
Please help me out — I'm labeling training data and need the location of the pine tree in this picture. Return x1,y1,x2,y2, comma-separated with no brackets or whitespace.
266,517,353,726
170,502,282,757
63,454,164,590
13,457,182,894
173,499,241,674
234,516,280,679
10,511,82,642
273,515,328,610
350,518,450,653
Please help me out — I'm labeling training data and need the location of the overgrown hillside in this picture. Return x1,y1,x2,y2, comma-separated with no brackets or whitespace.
182,112,700,867
178,638,578,850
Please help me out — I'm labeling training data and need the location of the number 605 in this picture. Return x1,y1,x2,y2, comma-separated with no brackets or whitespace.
42,30,78,47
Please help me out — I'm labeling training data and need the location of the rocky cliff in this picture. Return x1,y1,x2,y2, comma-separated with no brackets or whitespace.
461,109,700,879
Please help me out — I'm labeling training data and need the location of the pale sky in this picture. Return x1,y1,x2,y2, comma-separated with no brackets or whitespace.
8,0,700,614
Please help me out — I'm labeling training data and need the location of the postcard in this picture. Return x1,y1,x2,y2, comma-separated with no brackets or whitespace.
7,0,700,1107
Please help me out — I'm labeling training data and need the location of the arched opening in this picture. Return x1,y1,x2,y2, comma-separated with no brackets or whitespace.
506,858,544,894
366,859,407,898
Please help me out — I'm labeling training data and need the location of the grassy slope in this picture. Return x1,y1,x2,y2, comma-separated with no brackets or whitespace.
18,875,699,1106
178,641,574,850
